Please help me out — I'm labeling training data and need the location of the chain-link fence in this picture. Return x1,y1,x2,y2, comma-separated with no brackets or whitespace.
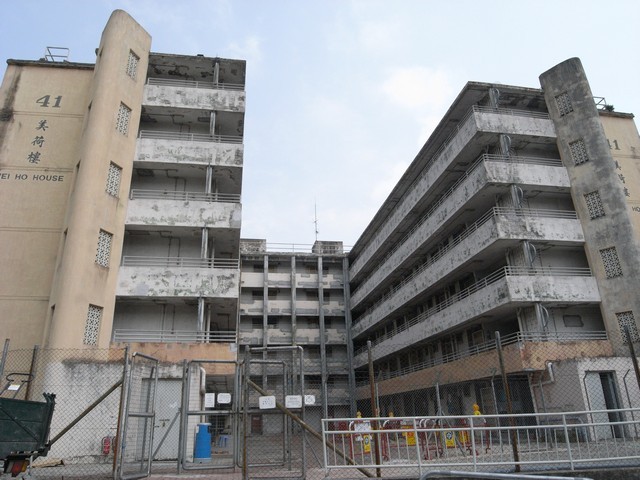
4,337,640,479
328,333,640,478
1,343,126,479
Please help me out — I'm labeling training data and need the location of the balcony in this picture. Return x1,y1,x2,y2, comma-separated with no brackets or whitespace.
351,155,569,305
349,106,556,281
112,329,236,343
240,300,263,315
238,329,263,345
241,272,264,288
352,266,600,367
268,272,292,288
295,328,321,344
355,331,612,398
351,207,585,335
323,300,345,316
143,78,245,112
136,132,243,167
125,189,241,228
266,328,292,344
116,256,240,298
326,328,347,344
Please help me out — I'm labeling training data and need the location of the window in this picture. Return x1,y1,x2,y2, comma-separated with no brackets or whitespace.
106,162,122,197
600,246,623,278
617,311,640,344
116,103,131,135
96,230,113,267
84,305,103,345
555,92,573,116
569,139,589,166
126,50,139,79
584,191,605,219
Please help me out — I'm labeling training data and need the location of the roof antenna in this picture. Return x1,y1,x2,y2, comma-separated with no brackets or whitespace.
314,201,319,241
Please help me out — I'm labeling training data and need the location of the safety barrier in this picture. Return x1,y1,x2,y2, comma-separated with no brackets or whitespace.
322,408,640,476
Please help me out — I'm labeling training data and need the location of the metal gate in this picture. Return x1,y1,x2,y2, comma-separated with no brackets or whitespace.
116,352,159,480
177,358,239,473
241,346,309,480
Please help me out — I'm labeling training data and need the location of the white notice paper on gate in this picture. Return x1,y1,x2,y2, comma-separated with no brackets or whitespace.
304,395,316,405
204,393,216,408
259,395,276,409
217,393,231,404
285,395,302,409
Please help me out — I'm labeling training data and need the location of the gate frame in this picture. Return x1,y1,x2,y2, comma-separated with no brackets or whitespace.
177,358,239,473
242,345,307,480
115,352,159,480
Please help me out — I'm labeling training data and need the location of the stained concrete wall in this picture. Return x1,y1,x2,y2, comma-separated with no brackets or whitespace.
351,160,572,309
117,266,239,297
350,110,556,281
352,215,585,337
354,275,600,367
136,138,243,167
143,85,245,112
540,58,640,355
125,198,241,228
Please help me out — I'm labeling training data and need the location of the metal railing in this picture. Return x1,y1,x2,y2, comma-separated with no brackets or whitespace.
322,409,640,475
352,206,580,330
351,153,567,300
356,330,608,385
121,256,239,268
353,266,593,357
147,77,244,91
112,329,236,343
129,189,240,203
138,130,243,144
352,104,552,275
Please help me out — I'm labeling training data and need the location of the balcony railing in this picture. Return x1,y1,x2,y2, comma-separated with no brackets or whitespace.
353,265,594,355
356,330,608,383
129,189,241,203
352,206,580,324
351,153,565,297
147,77,244,91
121,256,239,268
353,106,552,274
112,329,236,343
138,130,243,144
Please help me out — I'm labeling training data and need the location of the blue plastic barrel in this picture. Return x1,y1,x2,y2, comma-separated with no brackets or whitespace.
194,423,212,462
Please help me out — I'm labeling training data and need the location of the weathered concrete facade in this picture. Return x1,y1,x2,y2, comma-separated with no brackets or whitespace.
348,59,640,417
237,240,355,429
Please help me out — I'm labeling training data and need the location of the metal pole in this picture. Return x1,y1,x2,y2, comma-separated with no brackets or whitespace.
24,344,40,401
115,346,131,480
367,340,382,477
624,326,640,395
496,332,520,472
242,347,249,480
0,338,9,379
177,360,188,475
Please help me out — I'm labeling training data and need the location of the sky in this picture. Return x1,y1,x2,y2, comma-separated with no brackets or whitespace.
1,0,639,249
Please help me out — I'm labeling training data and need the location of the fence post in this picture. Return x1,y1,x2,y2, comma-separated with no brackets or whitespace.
24,344,40,401
624,326,640,395
113,346,130,480
367,340,381,477
495,332,520,472
0,338,9,379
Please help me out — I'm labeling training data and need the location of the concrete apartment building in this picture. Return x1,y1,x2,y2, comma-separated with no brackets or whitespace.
348,58,640,422
2,7,640,442
237,239,355,428
0,10,244,362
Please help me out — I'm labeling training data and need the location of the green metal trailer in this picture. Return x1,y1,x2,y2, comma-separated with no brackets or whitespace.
0,392,56,477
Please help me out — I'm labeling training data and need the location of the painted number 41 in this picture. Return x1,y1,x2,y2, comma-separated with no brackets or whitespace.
36,95,62,108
